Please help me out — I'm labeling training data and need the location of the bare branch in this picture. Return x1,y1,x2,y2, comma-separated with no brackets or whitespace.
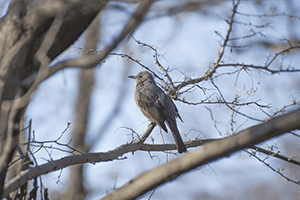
245,149,300,185
21,0,155,96
102,108,300,200
3,108,300,198
250,146,300,166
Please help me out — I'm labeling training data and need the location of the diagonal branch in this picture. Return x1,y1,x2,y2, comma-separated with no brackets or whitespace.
21,0,155,90
102,107,300,200
174,0,240,91
3,108,300,198
250,146,300,166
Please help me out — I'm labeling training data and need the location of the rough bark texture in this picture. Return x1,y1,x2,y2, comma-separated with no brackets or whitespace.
0,0,108,198
0,0,108,97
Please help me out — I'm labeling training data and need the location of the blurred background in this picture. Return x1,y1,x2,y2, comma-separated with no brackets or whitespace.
2,0,300,199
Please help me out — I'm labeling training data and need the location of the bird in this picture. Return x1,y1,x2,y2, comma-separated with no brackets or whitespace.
128,71,187,153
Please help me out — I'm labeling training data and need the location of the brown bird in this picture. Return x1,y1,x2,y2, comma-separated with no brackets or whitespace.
128,71,187,153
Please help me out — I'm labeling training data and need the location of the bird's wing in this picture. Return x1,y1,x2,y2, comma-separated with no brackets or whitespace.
137,90,168,132
156,87,184,123
170,97,183,122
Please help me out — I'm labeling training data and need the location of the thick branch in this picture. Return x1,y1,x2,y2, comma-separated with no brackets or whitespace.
3,108,300,197
0,0,108,100
102,108,300,200
21,0,155,97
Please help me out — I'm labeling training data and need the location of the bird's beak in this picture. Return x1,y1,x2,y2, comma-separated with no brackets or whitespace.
128,75,135,79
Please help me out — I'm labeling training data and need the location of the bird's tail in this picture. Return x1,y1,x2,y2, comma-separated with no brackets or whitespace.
166,119,187,153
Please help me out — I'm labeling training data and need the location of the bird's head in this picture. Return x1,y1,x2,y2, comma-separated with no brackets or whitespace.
128,71,155,85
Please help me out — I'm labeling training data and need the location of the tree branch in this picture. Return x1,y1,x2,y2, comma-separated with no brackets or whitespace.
3,108,300,198
102,107,300,200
